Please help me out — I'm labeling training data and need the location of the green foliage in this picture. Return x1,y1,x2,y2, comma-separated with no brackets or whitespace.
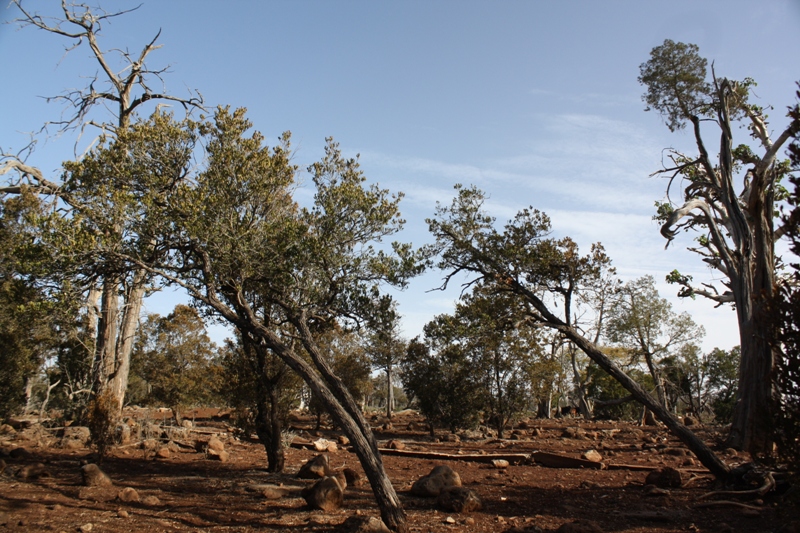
638,39,712,131
605,275,705,410
130,305,222,416
704,347,739,423
401,337,484,433
0,191,74,419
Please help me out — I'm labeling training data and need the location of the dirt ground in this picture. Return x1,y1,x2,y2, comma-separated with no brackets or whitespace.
1,409,797,533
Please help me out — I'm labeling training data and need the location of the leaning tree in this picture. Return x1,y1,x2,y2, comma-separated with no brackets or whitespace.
639,39,799,454
427,184,731,479
93,108,419,533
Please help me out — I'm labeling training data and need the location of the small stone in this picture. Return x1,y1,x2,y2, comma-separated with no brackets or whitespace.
337,435,350,446
492,459,510,469
463,517,475,526
207,436,225,453
117,487,140,503
79,523,93,533
155,447,171,459
444,516,456,524
117,510,129,519
386,439,405,450
581,449,603,463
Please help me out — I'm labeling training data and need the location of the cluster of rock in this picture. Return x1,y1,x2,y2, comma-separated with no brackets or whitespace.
296,453,364,512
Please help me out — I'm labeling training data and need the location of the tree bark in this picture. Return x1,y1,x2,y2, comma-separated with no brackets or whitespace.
109,270,147,411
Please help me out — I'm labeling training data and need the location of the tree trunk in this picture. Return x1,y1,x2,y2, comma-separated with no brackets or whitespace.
386,363,394,420
93,278,120,396
565,327,730,479
644,352,668,410
109,270,147,412
253,325,407,533
536,396,551,419
255,387,285,473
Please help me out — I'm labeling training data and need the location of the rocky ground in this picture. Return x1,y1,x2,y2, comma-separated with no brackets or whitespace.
0,409,797,533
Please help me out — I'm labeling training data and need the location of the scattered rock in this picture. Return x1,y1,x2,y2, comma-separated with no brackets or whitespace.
302,475,345,512
645,467,682,488
411,465,462,497
443,433,461,443
437,486,483,513
581,449,603,463
341,467,365,487
338,515,391,533
207,449,229,462
556,519,603,533
207,436,225,453
62,426,91,446
562,427,587,440
338,435,350,446
117,487,140,503
82,464,113,487
297,454,331,479
313,438,337,453
155,446,171,459
491,459,509,469
386,439,405,450
117,510,129,519
79,523,93,532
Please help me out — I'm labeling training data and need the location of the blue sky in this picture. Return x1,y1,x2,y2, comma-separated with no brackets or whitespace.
2,1,799,351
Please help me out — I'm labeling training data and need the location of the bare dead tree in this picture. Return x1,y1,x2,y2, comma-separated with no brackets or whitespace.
0,1,204,419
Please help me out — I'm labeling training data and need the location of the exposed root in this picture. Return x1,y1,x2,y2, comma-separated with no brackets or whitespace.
698,471,775,500
694,500,763,511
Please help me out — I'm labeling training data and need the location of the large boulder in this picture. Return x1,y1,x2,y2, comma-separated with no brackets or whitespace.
302,476,345,512
410,465,461,497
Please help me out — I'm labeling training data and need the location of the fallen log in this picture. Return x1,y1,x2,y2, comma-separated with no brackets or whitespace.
530,451,605,470
377,448,531,464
